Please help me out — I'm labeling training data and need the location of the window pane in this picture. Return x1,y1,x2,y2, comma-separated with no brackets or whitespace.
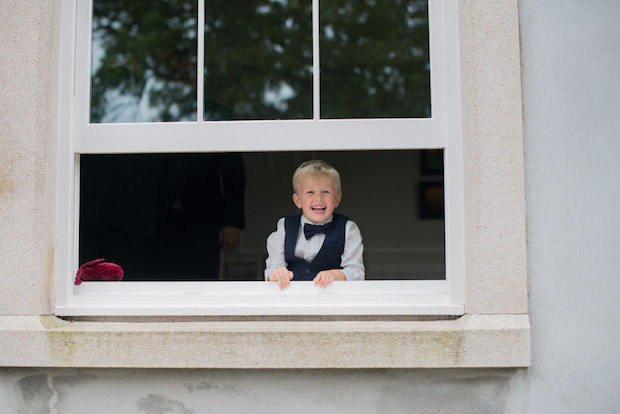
204,0,313,120
90,0,198,123
320,0,430,119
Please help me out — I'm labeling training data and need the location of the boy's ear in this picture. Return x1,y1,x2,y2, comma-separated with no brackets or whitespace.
335,193,342,207
292,193,302,209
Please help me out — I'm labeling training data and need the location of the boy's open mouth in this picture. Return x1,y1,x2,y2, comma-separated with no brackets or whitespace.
311,206,326,213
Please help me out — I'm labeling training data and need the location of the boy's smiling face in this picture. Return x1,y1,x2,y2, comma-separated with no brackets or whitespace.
293,174,341,224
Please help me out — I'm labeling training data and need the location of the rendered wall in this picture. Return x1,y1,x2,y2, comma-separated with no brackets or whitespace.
1,1,619,413
520,0,620,411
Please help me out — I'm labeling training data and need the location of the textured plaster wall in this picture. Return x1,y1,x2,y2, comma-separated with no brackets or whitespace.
0,0,59,314
520,0,620,412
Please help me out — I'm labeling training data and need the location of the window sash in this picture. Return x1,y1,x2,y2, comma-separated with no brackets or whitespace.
75,119,444,153
74,0,448,153
56,0,465,316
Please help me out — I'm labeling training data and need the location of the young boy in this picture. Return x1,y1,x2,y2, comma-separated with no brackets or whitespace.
265,160,365,289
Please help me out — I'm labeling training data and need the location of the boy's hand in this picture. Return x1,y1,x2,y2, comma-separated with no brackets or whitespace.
268,267,294,289
219,226,242,252
314,270,346,288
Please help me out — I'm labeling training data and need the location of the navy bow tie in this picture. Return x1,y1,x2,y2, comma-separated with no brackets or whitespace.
304,222,332,240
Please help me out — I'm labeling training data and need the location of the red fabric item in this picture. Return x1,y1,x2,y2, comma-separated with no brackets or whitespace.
75,258,124,285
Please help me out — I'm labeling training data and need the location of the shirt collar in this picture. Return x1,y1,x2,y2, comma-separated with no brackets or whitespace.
300,214,333,227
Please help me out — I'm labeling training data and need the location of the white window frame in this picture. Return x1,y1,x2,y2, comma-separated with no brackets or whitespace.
55,0,465,316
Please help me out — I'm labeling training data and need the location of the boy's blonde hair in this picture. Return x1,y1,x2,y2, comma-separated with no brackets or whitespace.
292,160,342,195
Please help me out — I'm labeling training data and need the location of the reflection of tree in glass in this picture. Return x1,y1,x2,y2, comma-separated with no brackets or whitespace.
90,0,430,123
204,0,313,120
321,0,430,118
91,0,197,123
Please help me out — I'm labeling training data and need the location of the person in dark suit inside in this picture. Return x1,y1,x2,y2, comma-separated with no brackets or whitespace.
148,152,245,280
79,152,245,281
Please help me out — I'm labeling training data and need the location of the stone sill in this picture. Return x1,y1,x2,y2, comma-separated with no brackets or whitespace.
0,314,530,368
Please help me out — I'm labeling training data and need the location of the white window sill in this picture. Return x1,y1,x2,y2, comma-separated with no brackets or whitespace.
0,314,530,368
59,281,464,316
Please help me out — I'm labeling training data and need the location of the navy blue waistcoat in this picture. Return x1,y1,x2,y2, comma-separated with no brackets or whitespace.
284,214,348,281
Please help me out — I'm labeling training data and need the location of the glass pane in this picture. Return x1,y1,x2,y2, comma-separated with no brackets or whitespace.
90,0,198,123
320,0,430,119
204,0,313,120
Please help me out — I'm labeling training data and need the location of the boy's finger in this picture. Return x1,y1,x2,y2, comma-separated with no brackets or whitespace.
282,275,290,288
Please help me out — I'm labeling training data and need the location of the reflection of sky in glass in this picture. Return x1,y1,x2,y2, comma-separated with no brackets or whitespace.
324,25,335,39
91,33,104,74
92,35,168,122
263,82,296,112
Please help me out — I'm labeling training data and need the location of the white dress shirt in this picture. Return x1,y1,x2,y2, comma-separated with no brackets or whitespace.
264,215,365,281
